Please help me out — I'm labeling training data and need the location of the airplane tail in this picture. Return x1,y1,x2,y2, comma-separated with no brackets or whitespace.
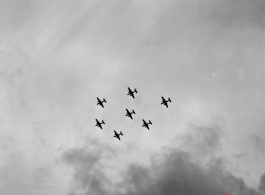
103,98,106,103
132,110,135,114
168,98,171,102
149,120,152,125
102,120,105,124
120,131,123,136
134,89,138,93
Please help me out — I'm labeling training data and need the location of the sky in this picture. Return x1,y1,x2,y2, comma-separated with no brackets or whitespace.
0,0,265,194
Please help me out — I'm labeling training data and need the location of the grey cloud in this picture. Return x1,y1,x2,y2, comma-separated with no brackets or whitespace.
0,0,48,33
122,149,262,195
175,117,225,160
233,153,245,159
62,127,264,195
198,0,265,30
250,134,265,153
259,173,265,194
61,138,116,195
64,145,264,195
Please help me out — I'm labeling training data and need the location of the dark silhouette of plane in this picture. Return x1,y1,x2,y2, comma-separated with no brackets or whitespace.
142,119,152,130
161,96,171,108
97,97,106,108
114,130,123,140
125,109,135,119
95,119,105,129
127,87,137,99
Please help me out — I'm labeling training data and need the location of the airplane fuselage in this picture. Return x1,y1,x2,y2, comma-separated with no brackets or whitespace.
127,88,137,99
126,109,135,119
97,97,106,108
96,119,105,129
114,131,123,140
142,120,152,130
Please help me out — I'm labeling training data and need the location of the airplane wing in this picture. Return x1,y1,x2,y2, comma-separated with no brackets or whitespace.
114,131,120,140
99,102,104,108
161,100,168,107
128,88,135,98
96,121,102,129
161,97,166,104
142,120,150,130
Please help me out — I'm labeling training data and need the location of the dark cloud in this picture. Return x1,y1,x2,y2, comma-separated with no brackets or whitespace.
61,138,117,195
233,153,245,159
259,173,265,195
61,132,265,195
198,0,265,30
174,116,225,161
63,144,264,195
250,134,265,153
121,149,263,195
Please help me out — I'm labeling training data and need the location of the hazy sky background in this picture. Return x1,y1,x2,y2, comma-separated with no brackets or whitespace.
0,0,265,194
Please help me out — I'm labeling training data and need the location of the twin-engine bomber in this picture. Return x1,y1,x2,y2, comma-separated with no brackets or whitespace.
125,109,135,119
114,130,123,140
97,97,107,108
127,87,138,99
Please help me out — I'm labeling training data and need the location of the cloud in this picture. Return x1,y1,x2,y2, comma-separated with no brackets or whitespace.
250,134,265,153
122,150,262,195
198,0,265,30
62,143,264,195
173,116,225,163
259,173,265,194
61,138,117,195
61,118,264,195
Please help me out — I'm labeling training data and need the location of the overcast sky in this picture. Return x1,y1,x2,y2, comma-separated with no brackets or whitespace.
0,0,265,194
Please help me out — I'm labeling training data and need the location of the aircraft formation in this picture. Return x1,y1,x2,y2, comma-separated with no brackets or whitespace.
95,87,171,141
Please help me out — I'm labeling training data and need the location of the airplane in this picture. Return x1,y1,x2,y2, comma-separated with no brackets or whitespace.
97,97,107,108
161,96,171,108
114,130,123,140
125,109,136,119
127,87,138,99
142,119,152,130
95,119,105,129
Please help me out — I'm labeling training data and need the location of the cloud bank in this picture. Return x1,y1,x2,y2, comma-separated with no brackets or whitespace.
61,118,265,195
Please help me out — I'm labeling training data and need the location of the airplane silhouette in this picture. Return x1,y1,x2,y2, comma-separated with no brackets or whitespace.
125,109,135,119
127,87,138,99
114,130,123,140
97,97,106,108
142,119,152,130
161,96,171,108
95,119,105,129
